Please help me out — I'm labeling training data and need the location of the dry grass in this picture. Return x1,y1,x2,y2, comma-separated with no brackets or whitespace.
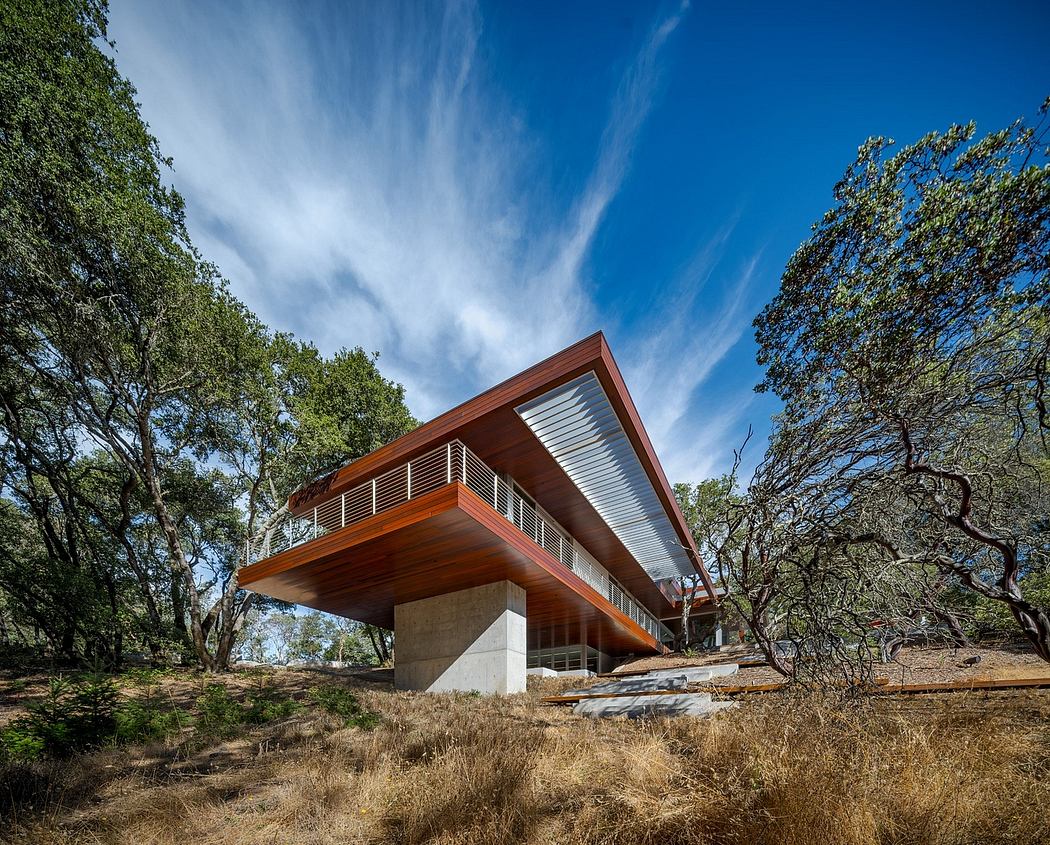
2,671,1048,845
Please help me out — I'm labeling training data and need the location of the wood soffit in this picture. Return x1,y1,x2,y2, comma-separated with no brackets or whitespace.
240,483,665,655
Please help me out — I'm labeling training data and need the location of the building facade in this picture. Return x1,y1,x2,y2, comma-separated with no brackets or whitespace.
238,333,717,692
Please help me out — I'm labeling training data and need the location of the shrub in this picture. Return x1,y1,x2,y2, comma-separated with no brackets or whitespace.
66,672,119,744
1,674,190,761
308,684,379,729
245,680,300,724
195,684,247,738
0,720,45,761
0,675,118,760
115,688,187,743
195,681,300,739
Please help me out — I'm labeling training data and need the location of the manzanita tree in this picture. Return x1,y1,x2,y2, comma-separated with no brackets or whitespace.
753,100,1050,661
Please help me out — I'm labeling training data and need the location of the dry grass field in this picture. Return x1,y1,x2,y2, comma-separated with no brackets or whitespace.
1,653,1049,845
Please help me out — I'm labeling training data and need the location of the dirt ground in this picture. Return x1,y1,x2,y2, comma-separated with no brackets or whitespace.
609,643,1049,689
2,643,1047,728
0,663,396,728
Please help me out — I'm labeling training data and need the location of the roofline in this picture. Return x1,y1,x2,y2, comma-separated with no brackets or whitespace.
287,331,717,602
592,334,717,602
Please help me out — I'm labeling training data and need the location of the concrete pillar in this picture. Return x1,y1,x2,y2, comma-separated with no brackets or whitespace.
394,580,526,694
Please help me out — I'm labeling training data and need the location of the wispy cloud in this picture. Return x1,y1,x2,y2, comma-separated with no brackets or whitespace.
110,0,761,479
109,0,692,421
620,217,762,482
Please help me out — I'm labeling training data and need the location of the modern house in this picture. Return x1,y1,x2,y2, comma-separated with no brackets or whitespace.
238,332,718,693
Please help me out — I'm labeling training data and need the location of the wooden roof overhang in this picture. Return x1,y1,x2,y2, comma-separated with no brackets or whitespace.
239,483,665,654
285,332,716,615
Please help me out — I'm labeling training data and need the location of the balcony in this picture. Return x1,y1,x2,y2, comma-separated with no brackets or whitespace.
245,440,670,643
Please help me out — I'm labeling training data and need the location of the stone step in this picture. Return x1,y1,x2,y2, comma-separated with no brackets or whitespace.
573,692,735,719
567,675,689,696
643,663,739,682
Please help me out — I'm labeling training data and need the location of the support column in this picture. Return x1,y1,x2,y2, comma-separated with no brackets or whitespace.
394,580,526,694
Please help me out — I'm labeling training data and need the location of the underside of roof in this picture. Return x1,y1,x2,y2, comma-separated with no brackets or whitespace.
515,371,697,583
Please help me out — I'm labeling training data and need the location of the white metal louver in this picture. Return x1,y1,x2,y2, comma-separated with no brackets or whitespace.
515,371,696,582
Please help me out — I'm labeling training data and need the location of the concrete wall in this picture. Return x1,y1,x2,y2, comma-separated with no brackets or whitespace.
394,580,527,694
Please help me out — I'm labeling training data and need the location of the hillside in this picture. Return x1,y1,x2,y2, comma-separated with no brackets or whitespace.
2,647,1049,845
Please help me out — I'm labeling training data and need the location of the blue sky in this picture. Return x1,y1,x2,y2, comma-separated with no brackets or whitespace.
108,0,1050,484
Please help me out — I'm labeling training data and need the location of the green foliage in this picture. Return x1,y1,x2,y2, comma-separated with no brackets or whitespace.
237,609,381,666
974,572,1050,637
744,99,1050,662
195,684,248,739
195,681,300,739
114,689,186,744
0,673,190,761
321,618,376,665
0,0,417,671
0,721,44,761
0,674,116,759
308,685,379,729
674,475,738,573
755,102,1050,404
244,679,301,724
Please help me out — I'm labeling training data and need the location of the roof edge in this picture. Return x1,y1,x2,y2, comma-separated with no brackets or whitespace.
595,335,718,602
287,332,606,512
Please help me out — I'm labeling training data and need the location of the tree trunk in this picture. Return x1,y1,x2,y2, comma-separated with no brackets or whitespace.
171,574,190,649
60,625,77,663
678,576,695,650
1007,602,1050,662
365,625,391,664
736,601,792,677
932,608,971,648
211,589,256,672
901,423,1050,663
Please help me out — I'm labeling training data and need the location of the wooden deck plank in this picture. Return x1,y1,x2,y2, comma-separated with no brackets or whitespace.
541,675,1050,704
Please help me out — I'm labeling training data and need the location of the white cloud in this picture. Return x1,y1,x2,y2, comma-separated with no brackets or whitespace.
658,389,759,483
619,218,763,482
108,0,692,421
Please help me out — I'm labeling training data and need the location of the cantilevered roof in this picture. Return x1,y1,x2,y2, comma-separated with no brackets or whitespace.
284,332,716,607
516,372,695,582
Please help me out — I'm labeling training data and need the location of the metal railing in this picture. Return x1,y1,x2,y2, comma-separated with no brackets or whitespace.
245,440,671,642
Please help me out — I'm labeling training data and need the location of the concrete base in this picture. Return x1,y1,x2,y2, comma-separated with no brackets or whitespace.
527,667,558,678
573,675,690,695
394,580,526,694
645,663,739,682
574,693,736,719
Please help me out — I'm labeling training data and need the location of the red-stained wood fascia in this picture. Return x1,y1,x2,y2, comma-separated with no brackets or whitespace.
594,335,718,602
240,481,663,653
287,333,605,513
240,483,462,587
454,485,665,653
